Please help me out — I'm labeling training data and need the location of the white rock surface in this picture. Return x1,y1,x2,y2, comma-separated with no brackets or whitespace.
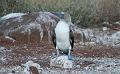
50,55,73,68
0,13,26,20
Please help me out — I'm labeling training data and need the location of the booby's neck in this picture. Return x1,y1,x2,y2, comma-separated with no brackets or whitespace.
57,20,70,27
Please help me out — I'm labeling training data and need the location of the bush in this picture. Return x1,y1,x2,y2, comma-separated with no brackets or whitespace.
0,0,120,27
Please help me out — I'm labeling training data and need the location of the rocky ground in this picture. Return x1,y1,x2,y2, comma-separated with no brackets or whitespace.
0,41,120,74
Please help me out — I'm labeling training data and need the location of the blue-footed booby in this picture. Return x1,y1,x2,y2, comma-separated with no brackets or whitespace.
52,13,74,60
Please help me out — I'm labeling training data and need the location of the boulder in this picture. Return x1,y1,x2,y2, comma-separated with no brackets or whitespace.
0,12,84,46
50,55,73,68
0,12,60,45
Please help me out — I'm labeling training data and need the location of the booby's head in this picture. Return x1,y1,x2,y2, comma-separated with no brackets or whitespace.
62,12,74,26
53,12,74,26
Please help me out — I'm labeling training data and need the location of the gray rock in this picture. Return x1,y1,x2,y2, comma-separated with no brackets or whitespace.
50,55,73,68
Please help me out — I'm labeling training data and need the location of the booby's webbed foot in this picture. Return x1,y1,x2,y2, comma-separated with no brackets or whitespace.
68,55,73,60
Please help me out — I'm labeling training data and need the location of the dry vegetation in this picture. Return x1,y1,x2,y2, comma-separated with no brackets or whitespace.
0,0,120,27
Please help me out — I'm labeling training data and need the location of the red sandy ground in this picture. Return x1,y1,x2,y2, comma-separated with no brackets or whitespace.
0,37,120,69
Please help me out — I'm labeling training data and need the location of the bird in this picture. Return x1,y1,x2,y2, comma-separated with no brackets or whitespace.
52,13,74,60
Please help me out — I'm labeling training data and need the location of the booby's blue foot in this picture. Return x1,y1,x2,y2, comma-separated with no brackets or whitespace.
68,55,73,60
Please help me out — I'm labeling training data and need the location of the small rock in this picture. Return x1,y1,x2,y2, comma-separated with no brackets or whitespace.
50,55,73,68
22,60,42,74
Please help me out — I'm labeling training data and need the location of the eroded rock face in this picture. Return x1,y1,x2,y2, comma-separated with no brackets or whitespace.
0,12,60,44
1,12,120,47
0,12,85,47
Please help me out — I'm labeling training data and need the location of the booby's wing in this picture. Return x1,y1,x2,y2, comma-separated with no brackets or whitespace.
69,29,74,49
52,26,56,48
